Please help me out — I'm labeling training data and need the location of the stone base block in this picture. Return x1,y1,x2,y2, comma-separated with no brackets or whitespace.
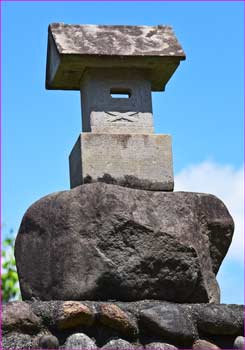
69,133,173,191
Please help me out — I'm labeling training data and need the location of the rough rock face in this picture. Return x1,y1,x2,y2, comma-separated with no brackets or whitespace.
192,304,244,336
2,301,42,334
233,336,245,350
101,339,135,350
2,333,34,349
15,183,233,302
140,303,198,344
63,333,97,349
38,335,59,349
192,339,221,350
2,301,244,349
56,301,95,330
99,303,138,337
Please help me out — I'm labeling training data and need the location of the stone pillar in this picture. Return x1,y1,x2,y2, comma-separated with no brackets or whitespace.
80,68,154,133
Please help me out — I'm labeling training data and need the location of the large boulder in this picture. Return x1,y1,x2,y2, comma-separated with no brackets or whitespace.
15,183,233,302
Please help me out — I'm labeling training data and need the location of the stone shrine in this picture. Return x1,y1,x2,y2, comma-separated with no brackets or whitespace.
46,23,185,191
2,23,244,350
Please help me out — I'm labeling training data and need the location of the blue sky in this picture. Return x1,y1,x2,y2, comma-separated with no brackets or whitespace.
2,1,244,304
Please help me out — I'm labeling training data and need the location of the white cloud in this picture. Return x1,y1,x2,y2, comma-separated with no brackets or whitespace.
175,161,244,263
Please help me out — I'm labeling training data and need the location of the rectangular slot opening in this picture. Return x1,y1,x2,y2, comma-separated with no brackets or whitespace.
110,89,131,99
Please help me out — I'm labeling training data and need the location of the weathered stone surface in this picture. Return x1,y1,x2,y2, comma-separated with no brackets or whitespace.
89,111,154,134
2,301,42,334
99,303,138,337
15,183,233,302
192,339,221,350
46,23,185,91
81,69,154,134
145,342,178,350
193,304,244,335
140,303,197,346
233,336,245,349
2,332,34,349
49,24,185,57
69,133,173,191
64,333,97,349
38,334,59,349
101,338,135,350
56,301,95,330
30,300,62,328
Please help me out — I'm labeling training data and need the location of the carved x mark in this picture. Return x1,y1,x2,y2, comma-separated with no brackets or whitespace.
105,112,139,123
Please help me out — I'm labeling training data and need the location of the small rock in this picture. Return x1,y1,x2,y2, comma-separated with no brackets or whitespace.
100,303,138,337
31,300,62,328
192,340,220,350
145,342,178,350
101,339,135,350
2,301,42,334
56,301,94,330
64,333,97,349
2,332,33,349
140,303,197,346
38,334,59,349
194,304,244,335
234,336,245,349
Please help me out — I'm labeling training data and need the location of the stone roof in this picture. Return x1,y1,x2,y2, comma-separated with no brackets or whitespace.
46,23,186,91
49,23,185,57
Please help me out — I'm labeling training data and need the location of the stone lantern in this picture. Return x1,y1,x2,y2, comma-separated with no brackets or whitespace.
46,23,185,190
10,25,240,350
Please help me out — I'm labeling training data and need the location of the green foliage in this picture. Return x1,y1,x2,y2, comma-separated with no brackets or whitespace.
2,235,21,302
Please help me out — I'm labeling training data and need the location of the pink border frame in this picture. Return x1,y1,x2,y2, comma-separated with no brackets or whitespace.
0,0,244,349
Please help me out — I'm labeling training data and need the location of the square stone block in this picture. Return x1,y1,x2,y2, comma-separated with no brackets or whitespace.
90,111,154,134
69,133,173,191
80,69,154,134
